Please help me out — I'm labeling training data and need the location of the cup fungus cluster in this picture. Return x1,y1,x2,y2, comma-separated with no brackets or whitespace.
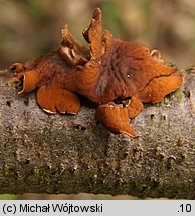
10,8,183,137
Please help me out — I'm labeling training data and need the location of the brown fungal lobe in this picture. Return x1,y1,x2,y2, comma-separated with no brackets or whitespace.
9,8,183,137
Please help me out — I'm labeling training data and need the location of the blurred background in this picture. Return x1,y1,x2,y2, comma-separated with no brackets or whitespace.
1,0,195,69
0,0,195,199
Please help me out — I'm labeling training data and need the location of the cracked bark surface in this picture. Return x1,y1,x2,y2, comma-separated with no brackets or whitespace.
0,68,194,198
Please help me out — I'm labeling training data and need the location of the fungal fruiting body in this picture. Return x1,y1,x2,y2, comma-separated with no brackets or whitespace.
10,8,183,137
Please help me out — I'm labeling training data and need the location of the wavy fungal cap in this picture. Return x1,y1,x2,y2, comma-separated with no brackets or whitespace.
10,8,183,138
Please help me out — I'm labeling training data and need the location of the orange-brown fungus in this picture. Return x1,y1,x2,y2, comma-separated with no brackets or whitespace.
10,8,183,137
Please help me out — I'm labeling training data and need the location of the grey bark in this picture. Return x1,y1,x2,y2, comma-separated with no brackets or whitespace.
0,68,194,199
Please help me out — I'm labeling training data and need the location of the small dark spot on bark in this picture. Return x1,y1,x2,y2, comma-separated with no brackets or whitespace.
141,185,148,193
52,171,56,175
150,114,155,119
6,101,11,107
150,177,159,188
158,153,165,160
70,165,78,173
23,98,29,106
132,147,143,162
25,159,30,164
74,124,87,131
183,90,191,98
120,144,131,159
86,164,91,170
123,152,129,159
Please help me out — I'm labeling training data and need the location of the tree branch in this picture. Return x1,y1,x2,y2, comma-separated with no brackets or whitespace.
0,68,194,198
